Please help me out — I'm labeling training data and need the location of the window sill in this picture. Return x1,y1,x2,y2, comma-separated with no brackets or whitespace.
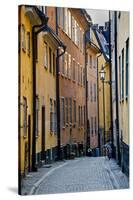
62,126,65,129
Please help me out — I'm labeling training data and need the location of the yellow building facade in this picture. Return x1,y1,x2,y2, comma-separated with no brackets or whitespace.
36,29,63,163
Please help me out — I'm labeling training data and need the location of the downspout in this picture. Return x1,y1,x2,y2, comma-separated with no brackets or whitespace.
55,7,66,160
114,11,121,164
97,52,102,155
18,6,21,195
32,12,48,171
109,11,114,155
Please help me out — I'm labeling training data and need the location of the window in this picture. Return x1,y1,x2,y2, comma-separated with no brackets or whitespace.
95,117,97,134
23,97,27,136
83,68,85,87
65,98,69,124
61,98,65,127
81,106,83,126
22,24,26,52
84,106,85,125
68,10,71,38
36,96,39,136
72,59,76,81
78,63,80,84
90,81,93,102
64,52,68,76
49,47,52,73
91,117,93,135
87,81,89,99
80,66,83,85
90,55,92,68
61,53,65,74
94,83,96,102
74,100,76,125
126,38,129,97
75,21,78,45
50,99,57,133
78,106,80,127
44,42,48,68
50,98,53,132
64,8,68,34
93,57,96,68
53,53,56,75
70,98,72,123
68,54,71,78
119,56,121,100
27,32,30,56
122,49,124,99
54,100,57,133
81,31,84,53
72,17,75,42
77,24,80,47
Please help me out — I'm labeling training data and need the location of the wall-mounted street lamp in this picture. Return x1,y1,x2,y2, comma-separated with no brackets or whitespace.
99,65,115,153
99,65,106,147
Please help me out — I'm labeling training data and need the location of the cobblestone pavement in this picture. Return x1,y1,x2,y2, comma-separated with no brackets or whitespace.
21,156,129,195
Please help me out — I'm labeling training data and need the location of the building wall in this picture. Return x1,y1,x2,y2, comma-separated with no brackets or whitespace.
44,7,90,156
117,11,129,175
98,56,111,148
86,47,98,150
19,5,33,176
36,31,58,163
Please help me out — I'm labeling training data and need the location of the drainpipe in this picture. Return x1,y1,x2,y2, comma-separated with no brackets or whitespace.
97,52,102,155
114,11,121,164
55,8,66,160
18,6,21,194
32,11,48,171
109,10,114,156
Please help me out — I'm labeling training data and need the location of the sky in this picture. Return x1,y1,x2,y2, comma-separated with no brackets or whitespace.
86,9,109,26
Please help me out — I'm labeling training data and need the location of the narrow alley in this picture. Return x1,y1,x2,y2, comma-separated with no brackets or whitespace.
22,157,129,195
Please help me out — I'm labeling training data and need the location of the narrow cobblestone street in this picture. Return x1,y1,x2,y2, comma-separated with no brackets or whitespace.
22,157,129,195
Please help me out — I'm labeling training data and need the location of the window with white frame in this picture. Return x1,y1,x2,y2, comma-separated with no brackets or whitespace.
72,58,76,81
44,42,48,68
72,16,75,42
68,54,71,78
64,8,68,34
68,10,72,38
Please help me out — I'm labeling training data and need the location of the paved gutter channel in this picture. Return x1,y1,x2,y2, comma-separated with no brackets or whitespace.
104,158,120,189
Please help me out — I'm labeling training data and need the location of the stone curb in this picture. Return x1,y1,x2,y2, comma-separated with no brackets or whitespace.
29,162,68,195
